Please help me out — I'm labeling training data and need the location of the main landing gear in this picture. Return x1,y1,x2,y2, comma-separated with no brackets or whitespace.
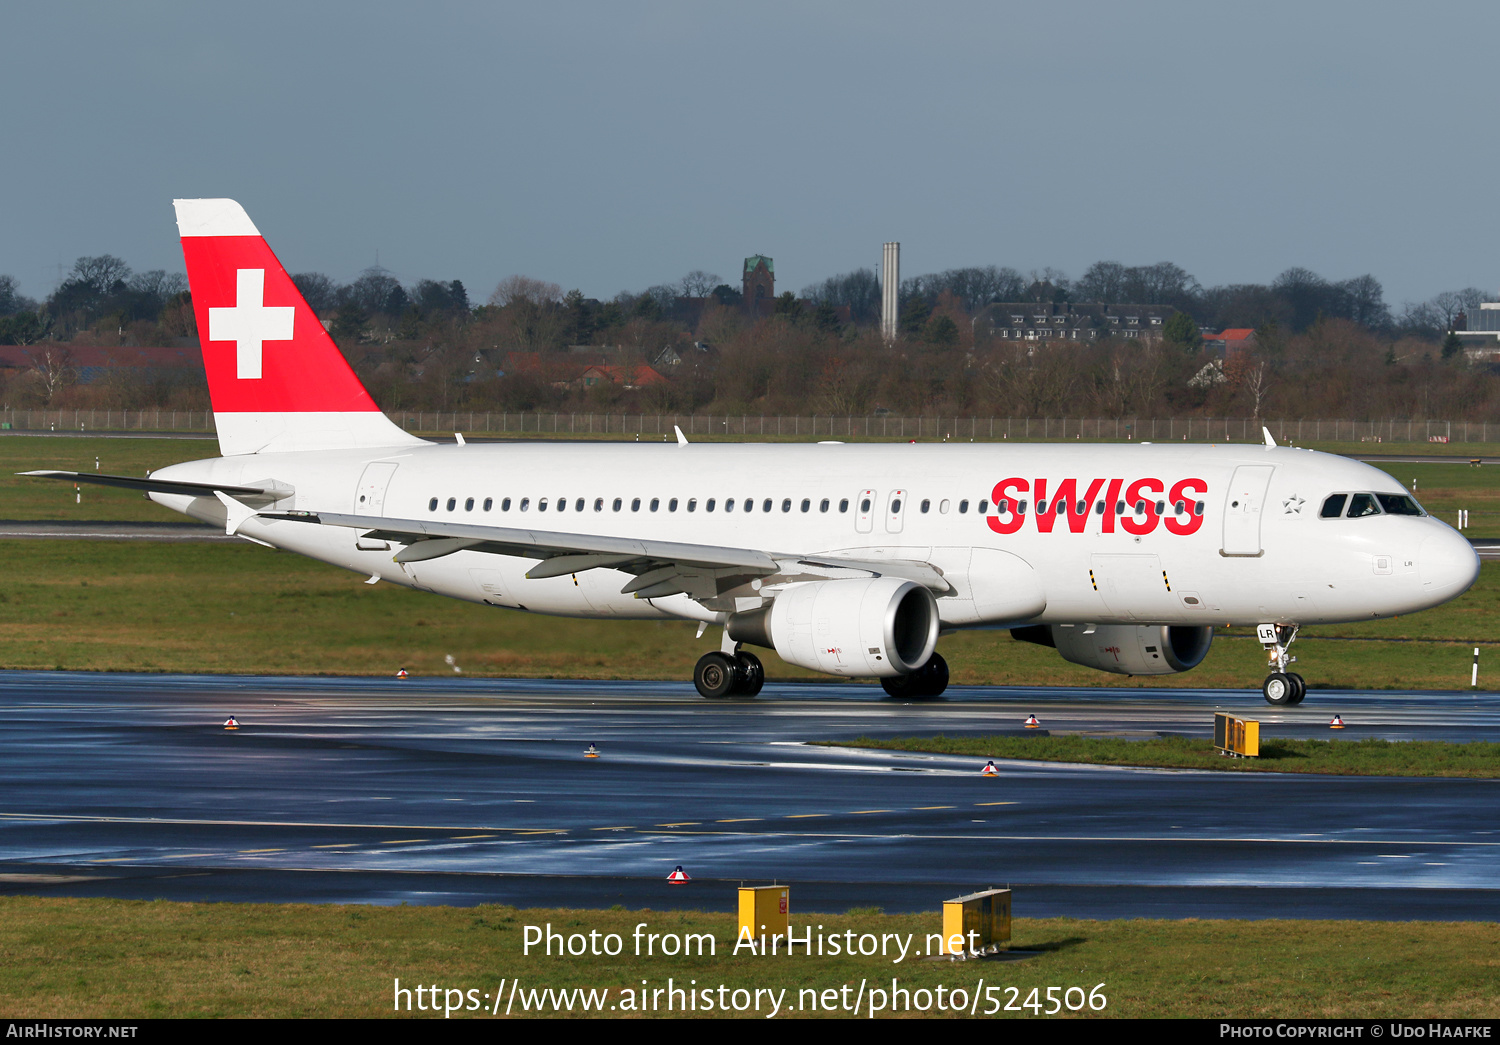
880,652,950,699
694,649,764,698
1258,623,1306,706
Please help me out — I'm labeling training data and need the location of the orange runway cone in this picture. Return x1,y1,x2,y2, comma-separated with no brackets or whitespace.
980,760,999,776
666,866,691,884
1024,714,1040,728
1330,715,1345,729
223,717,238,730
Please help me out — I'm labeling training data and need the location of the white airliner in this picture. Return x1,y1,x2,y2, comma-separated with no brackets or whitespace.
25,200,1481,704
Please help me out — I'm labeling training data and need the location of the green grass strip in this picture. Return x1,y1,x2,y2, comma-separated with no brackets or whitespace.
829,734,1500,777
0,897,1496,1018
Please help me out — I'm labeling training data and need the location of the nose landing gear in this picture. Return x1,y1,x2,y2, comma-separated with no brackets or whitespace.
1258,623,1306,705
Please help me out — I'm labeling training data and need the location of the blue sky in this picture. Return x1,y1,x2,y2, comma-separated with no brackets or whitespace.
4,1,1496,308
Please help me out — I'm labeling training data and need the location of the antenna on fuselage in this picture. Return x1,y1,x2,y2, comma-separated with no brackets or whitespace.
1262,426,1277,449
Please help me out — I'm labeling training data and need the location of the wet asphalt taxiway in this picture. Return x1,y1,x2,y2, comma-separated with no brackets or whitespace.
0,672,1497,919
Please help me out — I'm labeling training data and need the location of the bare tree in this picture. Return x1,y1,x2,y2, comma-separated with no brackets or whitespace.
678,270,722,297
26,345,75,404
489,275,562,308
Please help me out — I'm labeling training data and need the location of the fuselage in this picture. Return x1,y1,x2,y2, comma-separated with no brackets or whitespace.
148,440,1480,630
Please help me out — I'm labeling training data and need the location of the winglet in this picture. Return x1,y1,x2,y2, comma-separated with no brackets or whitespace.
1263,426,1277,448
674,425,689,446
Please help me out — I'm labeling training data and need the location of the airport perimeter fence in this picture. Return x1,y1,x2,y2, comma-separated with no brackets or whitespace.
0,408,1492,445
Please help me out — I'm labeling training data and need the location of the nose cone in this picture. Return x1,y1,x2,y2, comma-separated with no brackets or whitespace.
1419,527,1481,603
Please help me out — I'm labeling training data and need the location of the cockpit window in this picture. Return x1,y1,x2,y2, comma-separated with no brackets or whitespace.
1376,493,1424,516
1346,493,1380,518
1320,494,1347,519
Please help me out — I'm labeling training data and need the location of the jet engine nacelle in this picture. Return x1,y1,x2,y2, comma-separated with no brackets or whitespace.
728,577,939,678
1012,623,1213,676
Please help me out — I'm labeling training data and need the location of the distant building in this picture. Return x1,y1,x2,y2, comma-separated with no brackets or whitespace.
580,364,668,390
977,302,1176,343
1449,305,1500,362
0,344,201,384
742,255,774,318
1200,328,1258,357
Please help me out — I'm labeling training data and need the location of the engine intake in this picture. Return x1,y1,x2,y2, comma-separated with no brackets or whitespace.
1012,624,1213,676
728,577,939,678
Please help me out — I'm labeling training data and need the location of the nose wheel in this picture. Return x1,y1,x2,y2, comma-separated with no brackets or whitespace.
1258,624,1306,705
1262,671,1306,706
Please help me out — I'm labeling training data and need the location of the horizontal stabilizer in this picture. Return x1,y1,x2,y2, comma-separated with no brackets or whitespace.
19,470,289,504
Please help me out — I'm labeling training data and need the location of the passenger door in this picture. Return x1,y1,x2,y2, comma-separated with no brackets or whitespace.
1221,465,1274,556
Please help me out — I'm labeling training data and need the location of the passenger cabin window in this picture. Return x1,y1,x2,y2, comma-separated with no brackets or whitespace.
446,497,456,511
920,499,931,513
688,498,697,512
782,499,792,513
556,497,566,512
612,498,622,511
707,498,716,512
594,498,603,511
977,500,988,513
839,499,849,513
820,499,830,512
801,499,811,512
650,498,659,512
669,498,678,512
502,497,512,511
483,497,493,511
860,497,871,513
631,498,641,512
519,498,529,511
428,498,438,511
959,499,970,514
575,498,585,512
763,498,773,513
891,498,902,513
538,498,548,511
725,498,735,513
465,497,474,511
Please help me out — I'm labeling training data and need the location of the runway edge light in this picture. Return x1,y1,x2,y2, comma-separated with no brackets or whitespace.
223,717,238,730
667,865,690,883
1330,715,1345,729
940,888,1011,958
980,760,999,776
585,743,599,758
1024,714,1040,728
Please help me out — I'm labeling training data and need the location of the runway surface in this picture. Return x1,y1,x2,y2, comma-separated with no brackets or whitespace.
0,672,1497,919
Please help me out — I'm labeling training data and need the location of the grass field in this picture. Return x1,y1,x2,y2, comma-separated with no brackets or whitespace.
0,898,1495,1019
3,434,1499,533
0,539,1497,690
830,734,1500,777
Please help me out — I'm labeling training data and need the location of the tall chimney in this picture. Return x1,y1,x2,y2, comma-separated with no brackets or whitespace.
881,242,900,341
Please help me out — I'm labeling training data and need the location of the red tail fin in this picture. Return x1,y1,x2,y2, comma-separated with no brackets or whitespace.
174,198,422,456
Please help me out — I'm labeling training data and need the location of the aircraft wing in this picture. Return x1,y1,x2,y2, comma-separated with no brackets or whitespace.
266,510,949,600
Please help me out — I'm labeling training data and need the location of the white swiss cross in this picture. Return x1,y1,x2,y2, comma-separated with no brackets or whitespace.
208,268,295,380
